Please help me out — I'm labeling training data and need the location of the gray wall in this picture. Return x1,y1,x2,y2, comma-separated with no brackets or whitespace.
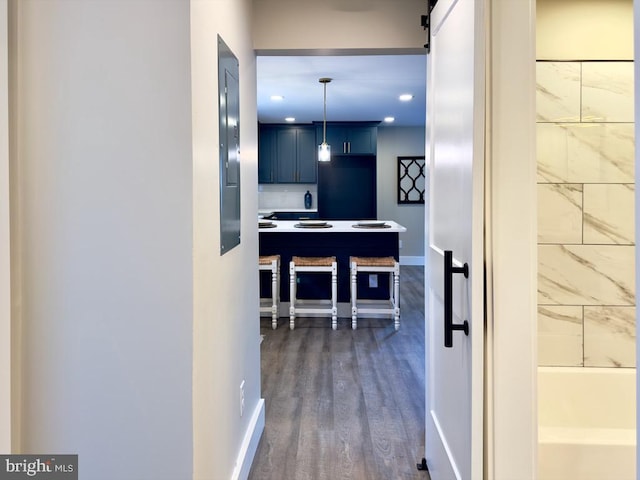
377,126,426,262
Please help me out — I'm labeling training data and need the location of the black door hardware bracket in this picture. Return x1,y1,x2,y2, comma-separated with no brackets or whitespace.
421,0,439,53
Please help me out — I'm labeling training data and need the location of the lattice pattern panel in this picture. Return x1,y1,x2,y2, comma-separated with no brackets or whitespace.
397,156,425,204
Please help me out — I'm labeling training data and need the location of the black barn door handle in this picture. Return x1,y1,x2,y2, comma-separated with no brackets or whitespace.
444,250,469,348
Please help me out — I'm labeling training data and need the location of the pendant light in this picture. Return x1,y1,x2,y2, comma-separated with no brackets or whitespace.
318,77,332,162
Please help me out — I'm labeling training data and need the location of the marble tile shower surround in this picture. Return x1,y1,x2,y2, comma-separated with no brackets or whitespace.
536,60,636,368
537,123,634,184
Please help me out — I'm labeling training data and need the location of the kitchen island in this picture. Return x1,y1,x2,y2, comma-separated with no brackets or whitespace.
259,220,407,315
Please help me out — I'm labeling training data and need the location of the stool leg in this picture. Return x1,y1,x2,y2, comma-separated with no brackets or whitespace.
393,265,400,330
289,261,296,330
271,261,278,330
331,261,338,330
350,261,357,330
388,270,394,321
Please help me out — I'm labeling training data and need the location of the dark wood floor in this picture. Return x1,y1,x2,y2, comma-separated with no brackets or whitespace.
249,265,430,480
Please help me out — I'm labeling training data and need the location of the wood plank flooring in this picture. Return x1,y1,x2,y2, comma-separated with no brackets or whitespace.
249,266,430,480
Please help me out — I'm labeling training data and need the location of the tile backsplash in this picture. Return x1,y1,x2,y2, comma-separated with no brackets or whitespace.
258,183,318,211
537,61,636,368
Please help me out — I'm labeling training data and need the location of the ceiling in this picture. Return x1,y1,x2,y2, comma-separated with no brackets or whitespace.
257,54,427,127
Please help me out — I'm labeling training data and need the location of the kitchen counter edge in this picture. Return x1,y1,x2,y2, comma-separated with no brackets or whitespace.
258,220,407,233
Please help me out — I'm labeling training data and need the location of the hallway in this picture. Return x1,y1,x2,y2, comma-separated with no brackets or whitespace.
249,266,429,479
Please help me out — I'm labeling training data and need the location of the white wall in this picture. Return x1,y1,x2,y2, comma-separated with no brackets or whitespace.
253,0,426,53
537,0,633,60
190,0,263,478
377,126,425,261
487,0,537,478
10,1,193,478
10,1,264,478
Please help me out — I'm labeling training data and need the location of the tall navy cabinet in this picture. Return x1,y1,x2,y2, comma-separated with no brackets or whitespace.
258,125,277,183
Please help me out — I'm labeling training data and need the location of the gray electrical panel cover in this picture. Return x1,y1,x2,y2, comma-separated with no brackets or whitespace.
218,35,240,255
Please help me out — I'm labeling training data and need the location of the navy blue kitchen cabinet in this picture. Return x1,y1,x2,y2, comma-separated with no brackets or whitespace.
318,155,377,220
276,126,316,182
258,124,317,183
258,125,277,183
317,122,378,155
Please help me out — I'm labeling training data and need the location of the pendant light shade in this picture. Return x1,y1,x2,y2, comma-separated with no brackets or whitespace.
318,77,332,162
318,143,331,162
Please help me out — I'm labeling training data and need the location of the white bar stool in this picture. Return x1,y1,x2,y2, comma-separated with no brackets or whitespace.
289,256,338,330
350,256,400,330
259,254,280,330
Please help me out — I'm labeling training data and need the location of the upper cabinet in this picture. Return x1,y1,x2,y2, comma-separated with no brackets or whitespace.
258,122,379,184
276,126,317,183
259,124,317,183
258,125,277,183
318,122,378,155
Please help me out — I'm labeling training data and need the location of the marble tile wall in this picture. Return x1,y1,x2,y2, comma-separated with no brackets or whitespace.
536,61,635,368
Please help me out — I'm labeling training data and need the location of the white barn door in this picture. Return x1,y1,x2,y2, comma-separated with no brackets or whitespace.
424,0,485,478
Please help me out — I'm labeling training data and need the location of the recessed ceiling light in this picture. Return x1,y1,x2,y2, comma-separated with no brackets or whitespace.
270,95,284,101
285,117,295,122
399,94,414,102
384,117,395,123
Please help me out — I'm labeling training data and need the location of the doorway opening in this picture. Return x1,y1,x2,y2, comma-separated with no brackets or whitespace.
254,50,428,477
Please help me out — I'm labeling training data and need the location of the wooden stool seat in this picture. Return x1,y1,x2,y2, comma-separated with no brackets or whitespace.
350,256,400,330
289,256,338,330
259,254,280,265
259,254,280,329
349,256,396,267
291,256,335,267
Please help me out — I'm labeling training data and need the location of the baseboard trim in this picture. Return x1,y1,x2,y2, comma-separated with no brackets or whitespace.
231,398,265,480
400,256,424,266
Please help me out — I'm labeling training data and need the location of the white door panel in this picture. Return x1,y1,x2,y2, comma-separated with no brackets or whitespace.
425,0,485,478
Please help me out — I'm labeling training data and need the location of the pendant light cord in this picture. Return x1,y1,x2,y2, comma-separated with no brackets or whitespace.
323,81,327,143
319,78,332,143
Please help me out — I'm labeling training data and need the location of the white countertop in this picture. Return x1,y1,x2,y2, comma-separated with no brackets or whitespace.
259,220,407,233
